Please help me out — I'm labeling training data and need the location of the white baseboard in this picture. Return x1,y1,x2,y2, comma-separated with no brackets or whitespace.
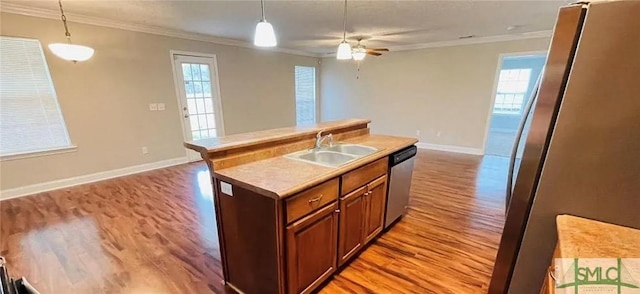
416,142,484,155
0,156,189,201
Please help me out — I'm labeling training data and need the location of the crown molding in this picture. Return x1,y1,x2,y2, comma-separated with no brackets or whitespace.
0,2,320,58
321,30,552,58
389,30,552,52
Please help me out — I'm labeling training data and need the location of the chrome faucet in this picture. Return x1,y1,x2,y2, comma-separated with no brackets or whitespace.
315,131,333,149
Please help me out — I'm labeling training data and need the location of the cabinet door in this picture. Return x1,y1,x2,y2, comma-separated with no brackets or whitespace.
364,175,388,244
286,202,339,294
338,186,366,266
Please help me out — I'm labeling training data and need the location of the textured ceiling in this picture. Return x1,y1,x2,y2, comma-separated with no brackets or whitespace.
3,0,569,55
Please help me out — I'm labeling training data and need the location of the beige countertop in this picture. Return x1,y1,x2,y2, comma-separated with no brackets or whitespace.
213,134,418,199
184,119,370,154
556,215,640,258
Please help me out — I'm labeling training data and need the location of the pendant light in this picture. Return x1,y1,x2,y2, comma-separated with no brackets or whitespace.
254,0,277,47
48,0,94,63
336,0,352,60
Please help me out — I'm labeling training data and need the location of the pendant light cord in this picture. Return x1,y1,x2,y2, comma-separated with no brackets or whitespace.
57,0,72,42
260,0,266,21
342,0,348,41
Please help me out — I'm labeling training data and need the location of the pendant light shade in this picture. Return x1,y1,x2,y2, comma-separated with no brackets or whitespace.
254,20,277,47
49,0,94,62
337,42,353,60
254,0,277,47
48,43,94,62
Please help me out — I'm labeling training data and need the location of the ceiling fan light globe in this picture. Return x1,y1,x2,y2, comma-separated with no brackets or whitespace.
352,48,366,61
254,21,277,47
48,43,94,62
336,42,352,60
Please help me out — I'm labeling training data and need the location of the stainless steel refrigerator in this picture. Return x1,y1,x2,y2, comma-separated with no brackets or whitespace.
489,1,640,293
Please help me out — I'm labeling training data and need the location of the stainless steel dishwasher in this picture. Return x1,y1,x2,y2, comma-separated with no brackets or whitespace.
384,145,417,229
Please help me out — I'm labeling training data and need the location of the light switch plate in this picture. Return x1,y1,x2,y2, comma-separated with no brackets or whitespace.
157,103,166,111
220,181,233,196
149,103,158,111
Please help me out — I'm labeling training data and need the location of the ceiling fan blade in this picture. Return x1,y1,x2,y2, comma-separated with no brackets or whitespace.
367,52,382,56
367,48,390,52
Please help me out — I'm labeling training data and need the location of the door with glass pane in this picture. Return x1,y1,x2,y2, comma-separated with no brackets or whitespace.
172,54,224,161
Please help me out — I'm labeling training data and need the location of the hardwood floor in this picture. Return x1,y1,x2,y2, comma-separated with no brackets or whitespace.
0,164,224,293
321,151,507,293
0,150,507,293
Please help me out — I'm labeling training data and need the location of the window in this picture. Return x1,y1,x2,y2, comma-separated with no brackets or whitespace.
294,66,316,125
0,37,73,157
493,68,531,115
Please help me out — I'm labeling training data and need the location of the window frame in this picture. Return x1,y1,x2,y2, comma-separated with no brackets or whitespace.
0,36,76,161
294,65,318,125
492,68,532,115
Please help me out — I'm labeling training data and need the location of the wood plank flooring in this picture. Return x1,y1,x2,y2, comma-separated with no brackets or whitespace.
321,151,507,293
0,150,507,293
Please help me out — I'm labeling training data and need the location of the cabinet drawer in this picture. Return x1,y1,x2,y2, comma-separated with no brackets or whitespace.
341,158,388,195
286,178,339,223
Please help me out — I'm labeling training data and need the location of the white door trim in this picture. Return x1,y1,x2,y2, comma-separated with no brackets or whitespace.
169,50,225,161
480,50,547,155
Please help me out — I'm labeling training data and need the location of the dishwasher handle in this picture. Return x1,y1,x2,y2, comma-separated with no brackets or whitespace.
391,145,417,166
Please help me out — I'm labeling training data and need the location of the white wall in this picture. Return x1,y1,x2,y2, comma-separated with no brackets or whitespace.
320,37,551,153
0,12,318,192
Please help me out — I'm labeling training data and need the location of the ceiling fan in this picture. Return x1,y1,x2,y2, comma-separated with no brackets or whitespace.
351,38,389,61
336,0,389,61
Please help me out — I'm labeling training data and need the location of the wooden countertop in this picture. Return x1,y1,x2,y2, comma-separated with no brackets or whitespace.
213,134,418,199
184,119,371,154
556,215,640,258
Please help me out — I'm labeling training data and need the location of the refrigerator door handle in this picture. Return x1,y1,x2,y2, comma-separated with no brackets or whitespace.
506,73,543,213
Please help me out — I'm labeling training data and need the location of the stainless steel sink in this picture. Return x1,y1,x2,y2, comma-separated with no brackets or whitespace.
285,143,378,168
297,150,356,167
325,144,378,156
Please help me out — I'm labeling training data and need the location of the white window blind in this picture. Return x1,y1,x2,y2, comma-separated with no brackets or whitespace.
0,37,72,157
294,66,316,125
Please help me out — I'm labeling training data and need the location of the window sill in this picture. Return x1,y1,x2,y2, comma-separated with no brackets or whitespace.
0,145,78,161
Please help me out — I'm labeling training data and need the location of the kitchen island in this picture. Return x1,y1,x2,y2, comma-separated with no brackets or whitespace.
185,119,417,294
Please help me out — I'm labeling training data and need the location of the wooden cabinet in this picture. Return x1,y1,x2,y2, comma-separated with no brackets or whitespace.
540,244,559,294
540,266,556,294
338,186,366,266
363,175,388,243
337,174,389,266
286,178,339,224
286,202,339,294
341,158,388,195
218,157,391,294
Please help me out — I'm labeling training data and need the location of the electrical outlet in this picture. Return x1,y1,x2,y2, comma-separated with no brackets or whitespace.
157,103,165,111
220,181,233,196
416,130,421,139
436,131,442,137
142,146,148,154
149,103,158,111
